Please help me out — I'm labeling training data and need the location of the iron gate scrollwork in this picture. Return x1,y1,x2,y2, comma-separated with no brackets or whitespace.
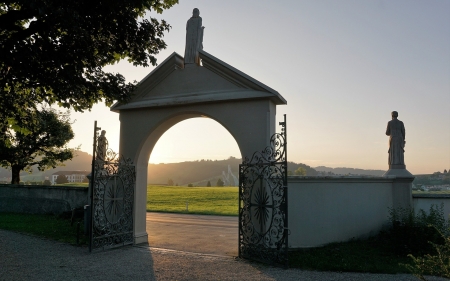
239,114,288,267
89,122,135,251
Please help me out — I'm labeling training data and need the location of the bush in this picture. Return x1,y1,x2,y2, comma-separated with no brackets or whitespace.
43,179,52,185
55,175,68,184
405,234,450,280
396,204,450,279
385,204,448,256
187,183,193,187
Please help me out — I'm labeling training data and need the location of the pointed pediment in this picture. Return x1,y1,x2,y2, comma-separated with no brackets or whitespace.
111,50,286,112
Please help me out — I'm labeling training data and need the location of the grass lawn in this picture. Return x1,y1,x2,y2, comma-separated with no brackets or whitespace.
0,212,87,245
289,238,412,274
146,185,238,216
413,190,450,195
54,182,89,188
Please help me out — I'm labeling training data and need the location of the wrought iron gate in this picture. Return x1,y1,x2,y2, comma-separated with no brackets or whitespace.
89,122,135,251
239,114,288,267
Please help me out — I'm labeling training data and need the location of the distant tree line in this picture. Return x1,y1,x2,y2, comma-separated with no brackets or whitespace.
287,162,317,176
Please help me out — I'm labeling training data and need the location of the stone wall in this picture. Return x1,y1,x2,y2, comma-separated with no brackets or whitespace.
0,184,88,215
287,175,412,248
413,193,450,219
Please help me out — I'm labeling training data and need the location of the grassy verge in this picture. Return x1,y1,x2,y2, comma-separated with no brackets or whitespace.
147,185,238,216
0,212,87,245
54,182,89,188
289,238,412,273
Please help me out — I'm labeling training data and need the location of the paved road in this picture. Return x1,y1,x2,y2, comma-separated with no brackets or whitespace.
146,212,238,256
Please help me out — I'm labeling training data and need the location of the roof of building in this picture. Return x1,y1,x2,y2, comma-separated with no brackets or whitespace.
111,50,286,112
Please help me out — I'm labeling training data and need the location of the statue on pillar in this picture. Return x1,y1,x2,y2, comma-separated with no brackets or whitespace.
96,130,108,163
184,8,204,65
386,111,406,169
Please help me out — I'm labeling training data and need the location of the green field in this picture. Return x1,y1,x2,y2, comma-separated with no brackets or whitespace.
146,185,238,216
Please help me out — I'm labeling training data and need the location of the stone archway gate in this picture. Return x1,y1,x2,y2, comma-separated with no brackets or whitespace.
95,33,288,265
110,50,287,252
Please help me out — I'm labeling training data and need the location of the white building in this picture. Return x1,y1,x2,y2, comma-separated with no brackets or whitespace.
51,171,89,185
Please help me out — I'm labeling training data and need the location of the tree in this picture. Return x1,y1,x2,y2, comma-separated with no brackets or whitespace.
55,174,68,184
206,181,211,187
0,108,75,184
216,178,224,187
42,179,51,185
167,178,174,186
294,167,307,176
0,0,178,130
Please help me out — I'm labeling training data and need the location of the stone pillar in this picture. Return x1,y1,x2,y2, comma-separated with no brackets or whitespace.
383,111,414,209
384,164,414,209
385,169,414,209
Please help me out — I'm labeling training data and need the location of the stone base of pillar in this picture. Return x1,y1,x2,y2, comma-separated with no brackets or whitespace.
383,168,414,209
134,232,149,245
383,168,413,178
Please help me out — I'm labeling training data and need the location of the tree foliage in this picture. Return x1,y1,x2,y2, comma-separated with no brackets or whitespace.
167,178,174,186
206,181,211,187
55,174,68,184
0,108,75,184
216,178,224,187
287,162,317,176
294,167,307,176
0,0,178,129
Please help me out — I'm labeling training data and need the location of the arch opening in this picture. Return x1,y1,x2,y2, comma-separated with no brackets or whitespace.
144,116,241,256
149,117,242,166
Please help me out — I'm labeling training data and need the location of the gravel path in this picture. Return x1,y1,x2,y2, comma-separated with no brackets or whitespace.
0,230,447,281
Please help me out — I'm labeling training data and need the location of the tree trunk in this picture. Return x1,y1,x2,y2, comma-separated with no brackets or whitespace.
11,165,21,184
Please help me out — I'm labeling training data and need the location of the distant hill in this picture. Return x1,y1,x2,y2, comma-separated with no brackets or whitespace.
314,166,386,176
1,150,320,184
0,150,92,182
148,158,318,186
148,157,242,186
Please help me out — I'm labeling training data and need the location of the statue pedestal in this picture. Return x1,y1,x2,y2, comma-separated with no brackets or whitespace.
383,168,414,209
383,168,413,178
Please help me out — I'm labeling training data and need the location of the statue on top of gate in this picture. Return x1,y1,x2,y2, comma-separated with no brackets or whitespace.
184,8,204,66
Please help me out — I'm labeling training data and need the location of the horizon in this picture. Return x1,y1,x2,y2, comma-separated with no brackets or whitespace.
65,1,449,175
65,150,447,174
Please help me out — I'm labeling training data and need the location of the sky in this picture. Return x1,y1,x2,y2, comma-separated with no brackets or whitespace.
68,0,450,174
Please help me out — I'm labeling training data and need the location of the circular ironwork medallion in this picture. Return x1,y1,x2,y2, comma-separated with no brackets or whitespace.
104,176,125,224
